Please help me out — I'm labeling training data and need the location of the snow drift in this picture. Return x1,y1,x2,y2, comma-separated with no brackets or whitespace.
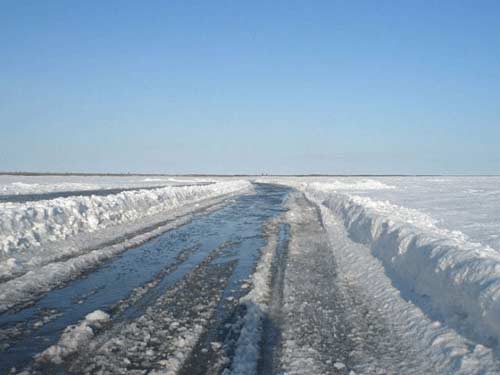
0,180,251,260
303,184,500,348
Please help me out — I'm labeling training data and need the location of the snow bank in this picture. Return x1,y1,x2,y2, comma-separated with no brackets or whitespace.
318,204,499,374
303,184,500,347
0,187,242,313
0,175,199,197
0,180,251,260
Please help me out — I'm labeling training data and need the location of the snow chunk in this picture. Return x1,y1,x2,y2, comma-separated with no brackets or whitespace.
35,309,110,364
333,361,346,369
210,341,222,351
85,309,110,324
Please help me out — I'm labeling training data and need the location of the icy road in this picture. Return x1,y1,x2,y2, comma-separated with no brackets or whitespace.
1,181,500,374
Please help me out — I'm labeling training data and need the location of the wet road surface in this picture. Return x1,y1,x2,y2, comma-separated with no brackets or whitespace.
0,185,457,375
0,184,289,374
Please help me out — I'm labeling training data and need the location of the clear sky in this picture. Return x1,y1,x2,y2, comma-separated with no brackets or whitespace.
1,1,499,174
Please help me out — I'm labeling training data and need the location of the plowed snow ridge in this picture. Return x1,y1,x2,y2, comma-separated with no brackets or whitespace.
0,180,251,259
303,183,500,351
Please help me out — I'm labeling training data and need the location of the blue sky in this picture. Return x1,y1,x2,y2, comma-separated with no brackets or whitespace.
1,1,499,174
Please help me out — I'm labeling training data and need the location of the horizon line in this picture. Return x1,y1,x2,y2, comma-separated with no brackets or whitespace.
1,172,499,177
